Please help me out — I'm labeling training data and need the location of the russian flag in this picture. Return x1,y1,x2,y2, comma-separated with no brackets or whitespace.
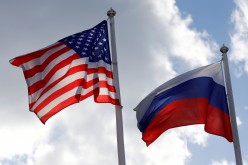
134,61,233,146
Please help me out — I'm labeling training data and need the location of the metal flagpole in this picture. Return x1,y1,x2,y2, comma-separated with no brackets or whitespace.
220,44,243,165
107,8,126,165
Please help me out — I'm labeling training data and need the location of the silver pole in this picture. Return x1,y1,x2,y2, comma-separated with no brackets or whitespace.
107,8,126,165
220,44,243,165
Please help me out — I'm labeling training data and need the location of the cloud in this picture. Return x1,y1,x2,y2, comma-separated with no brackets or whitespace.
211,159,248,165
211,160,235,165
177,125,209,147
230,0,248,75
236,116,242,126
125,130,192,165
1,0,221,165
148,0,218,69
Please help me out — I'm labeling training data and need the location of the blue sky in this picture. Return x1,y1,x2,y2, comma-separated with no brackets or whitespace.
177,0,234,44
1,0,248,165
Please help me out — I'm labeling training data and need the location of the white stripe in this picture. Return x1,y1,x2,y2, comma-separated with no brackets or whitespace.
21,44,67,71
26,57,113,87
37,82,117,119
28,58,113,103
27,58,87,103
30,70,115,110
156,61,224,96
30,70,88,111
79,82,116,98
98,88,117,99
26,50,81,87
10,42,61,67
37,86,80,118
87,60,113,71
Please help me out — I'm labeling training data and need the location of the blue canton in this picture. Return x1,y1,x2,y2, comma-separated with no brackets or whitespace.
59,20,112,65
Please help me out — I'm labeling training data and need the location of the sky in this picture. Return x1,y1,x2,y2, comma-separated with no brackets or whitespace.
1,0,248,165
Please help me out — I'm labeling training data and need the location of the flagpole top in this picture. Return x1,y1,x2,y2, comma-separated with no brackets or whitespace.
107,8,116,17
220,44,229,54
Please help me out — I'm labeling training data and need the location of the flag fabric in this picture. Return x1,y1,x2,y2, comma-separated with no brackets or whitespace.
10,20,120,124
134,61,233,146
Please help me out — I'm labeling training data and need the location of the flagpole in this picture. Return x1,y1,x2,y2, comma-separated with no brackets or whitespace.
220,44,243,165
107,8,126,165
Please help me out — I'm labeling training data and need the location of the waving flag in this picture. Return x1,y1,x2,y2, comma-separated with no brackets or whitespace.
134,61,233,146
10,20,120,124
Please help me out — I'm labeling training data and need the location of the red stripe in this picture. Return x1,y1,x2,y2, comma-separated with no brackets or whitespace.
33,79,83,113
142,98,233,146
29,63,115,103
99,81,116,92
28,65,81,109
28,61,113,96
28,80,46,96
79,85,119,105
27,54,80,95
39,90,120,124
39,94,84,124
24,46,71,79
94,94,120,105
204,105,233,142
32,77,116,113
79,66,113,79
10,42,64,67
28,63,87,97
95,67,113,79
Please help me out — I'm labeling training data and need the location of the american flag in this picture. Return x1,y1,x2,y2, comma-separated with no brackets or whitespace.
10,20,120,124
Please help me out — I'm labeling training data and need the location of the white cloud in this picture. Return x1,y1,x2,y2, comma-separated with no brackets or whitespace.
0,0,222,165
236,116,242,126
211,159,248,165
151,49,177,84
144,131,191,165
0,124,47,160
0,124,50,165
230,0,248,75
149,0,218,69
211,160,235,165
177,125,209,147
125,131,192,165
